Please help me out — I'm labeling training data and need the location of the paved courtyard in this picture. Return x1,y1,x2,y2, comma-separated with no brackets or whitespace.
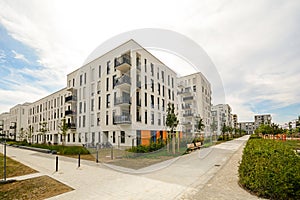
1,135,261,199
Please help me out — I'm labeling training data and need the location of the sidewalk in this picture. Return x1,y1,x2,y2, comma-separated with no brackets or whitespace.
0,135,258,199
179,137,262,199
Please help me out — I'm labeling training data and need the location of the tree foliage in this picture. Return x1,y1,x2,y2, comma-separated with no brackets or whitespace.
58,117,69,146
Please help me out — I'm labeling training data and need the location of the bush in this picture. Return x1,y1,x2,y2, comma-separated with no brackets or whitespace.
127,140,165,153
239,138,300,199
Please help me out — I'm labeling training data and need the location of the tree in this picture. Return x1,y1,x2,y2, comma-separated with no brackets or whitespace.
196,116,205,133
166,103,178,154
210,120,217,141
58,117,69,146
221,123,227,140
18,127,26,142
39,122,48,144
27,125,34,144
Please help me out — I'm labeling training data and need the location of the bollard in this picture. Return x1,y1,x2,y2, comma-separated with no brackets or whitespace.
3,141,7,181
111,146,113,160
96,144,99,163
78,153,80,168
55,156,58,172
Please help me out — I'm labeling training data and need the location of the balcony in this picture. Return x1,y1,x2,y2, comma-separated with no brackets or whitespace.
114,54,131,73
67,123,76,129
114,114,131,124
115,74,131,90
178,87,192,96
65,95,76,103
114,96,131,106
65,110,75,116
182,104,192,110
183,96,194,101
9,125,16,129
183,113,194,117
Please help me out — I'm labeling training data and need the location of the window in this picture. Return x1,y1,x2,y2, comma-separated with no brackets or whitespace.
144,59,147,72
91,113,94,127
161,71,164,82
91,99,94,111
84,101,86,113
83,87,86,99
113,131,116,143
97,112,100,126
84,73,87,84
157,97,160,109
121,131,125,143
106,111,109,125
151,111,154,125
145,93,147,107
157,68,159,79
168,75,170,86
151,95,154,108
112,75,116,89
99,65,101,78
80,74,83,86
79,116,81,128
168,89,171,100
106,94,110,108
150,63,154,76
79,102,82,113
162,99,165,111
73,133,75,142
145,111,147,124
158,83,160,95
83,115,86,127
151,79,154,92
107,61,111,74
106,77,109,91
193,85,196,92
144,76,147,89
162,86,165,97
171,77,174,88
98,96,101,110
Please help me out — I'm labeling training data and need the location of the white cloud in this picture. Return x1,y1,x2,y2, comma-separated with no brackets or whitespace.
0,49,6,63
0,0,299,124
11,50,29,63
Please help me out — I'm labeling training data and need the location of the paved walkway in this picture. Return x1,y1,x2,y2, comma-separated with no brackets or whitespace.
0,135,260,199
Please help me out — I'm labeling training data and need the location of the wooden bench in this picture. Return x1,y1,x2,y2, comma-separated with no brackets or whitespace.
187,143,197,152
195,142,201,149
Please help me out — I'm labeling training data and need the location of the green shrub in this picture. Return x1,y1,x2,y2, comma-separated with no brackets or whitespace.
239,138,300,199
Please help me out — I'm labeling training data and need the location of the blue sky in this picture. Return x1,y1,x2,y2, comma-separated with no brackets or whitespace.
0,0,299,125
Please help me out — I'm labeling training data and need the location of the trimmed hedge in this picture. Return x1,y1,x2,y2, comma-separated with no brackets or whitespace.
239,137,300,199
6,141,89,155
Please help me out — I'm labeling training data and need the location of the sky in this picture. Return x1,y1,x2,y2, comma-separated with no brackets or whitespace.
0,0,299,125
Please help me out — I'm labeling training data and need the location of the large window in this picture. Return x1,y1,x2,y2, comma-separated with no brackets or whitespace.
121,131,125,143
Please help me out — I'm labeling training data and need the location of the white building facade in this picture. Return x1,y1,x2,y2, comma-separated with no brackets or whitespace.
211,104,232,136
177,72,212,137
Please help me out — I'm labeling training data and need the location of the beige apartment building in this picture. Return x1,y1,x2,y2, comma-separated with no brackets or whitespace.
0,39,212,147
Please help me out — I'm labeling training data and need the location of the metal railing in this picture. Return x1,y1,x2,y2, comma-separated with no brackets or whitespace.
115,54,131,68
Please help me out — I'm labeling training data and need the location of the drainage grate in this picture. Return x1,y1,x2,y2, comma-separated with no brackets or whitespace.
214,164,221,167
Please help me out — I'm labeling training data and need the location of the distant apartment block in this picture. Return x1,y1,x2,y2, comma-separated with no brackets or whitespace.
0,39,212,147
238,122,255,134
177,72,212,137
211,104,232,136
254,114,272,129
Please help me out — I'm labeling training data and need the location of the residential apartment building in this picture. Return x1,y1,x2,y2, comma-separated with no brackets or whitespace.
254,114,272,129
66,39,177,147
177,72,211,137
238,122,255,134
27,88,73,144
232,114,238,129
211,104,232,136
0,39,212,147
0,103,30,140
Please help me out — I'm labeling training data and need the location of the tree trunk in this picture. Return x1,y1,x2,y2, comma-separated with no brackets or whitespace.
172,133,175,154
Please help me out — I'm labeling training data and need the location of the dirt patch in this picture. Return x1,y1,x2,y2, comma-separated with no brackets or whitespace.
0,153,37,179
0,175,73,200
